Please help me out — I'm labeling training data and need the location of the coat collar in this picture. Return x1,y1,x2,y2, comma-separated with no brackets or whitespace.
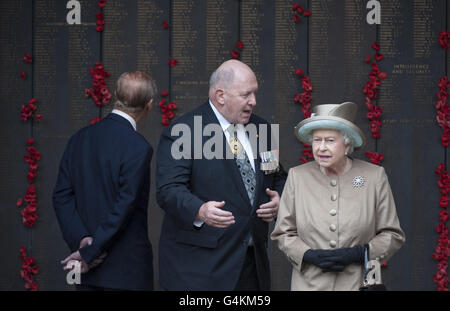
106,112,135,131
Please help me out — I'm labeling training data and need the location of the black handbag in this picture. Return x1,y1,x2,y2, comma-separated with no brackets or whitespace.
359,245,387,291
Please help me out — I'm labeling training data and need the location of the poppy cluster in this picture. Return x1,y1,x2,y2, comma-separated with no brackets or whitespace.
364,150,384,166
293,68,314,163
291,3,311,23
85,62,111,108
19,246,39,291
363,42,386,140
299,143,313,164
231,40,244,59
435,76,449,147
159,90,177,127
439,31,450,50
16,138,40,228
24,138,41,185
18,184,38,227
96,1,106,32
363,42,386,165
293,68,312,119
433,163,449,291
20,98,42,121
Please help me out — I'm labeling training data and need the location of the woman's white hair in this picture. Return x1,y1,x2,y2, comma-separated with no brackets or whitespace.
308,130,355,154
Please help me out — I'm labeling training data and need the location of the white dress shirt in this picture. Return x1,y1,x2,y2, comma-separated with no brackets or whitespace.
209,100,255,171
112,109,137,131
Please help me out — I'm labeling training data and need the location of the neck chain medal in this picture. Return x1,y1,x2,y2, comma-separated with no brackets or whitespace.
230,136,243,155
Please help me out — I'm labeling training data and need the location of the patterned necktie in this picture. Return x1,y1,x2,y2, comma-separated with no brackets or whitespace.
228,125,256,205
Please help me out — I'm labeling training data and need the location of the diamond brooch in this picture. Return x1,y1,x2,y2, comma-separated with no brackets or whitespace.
352,176,365,188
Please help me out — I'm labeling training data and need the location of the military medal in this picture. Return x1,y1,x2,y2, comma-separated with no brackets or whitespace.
260,150,280,174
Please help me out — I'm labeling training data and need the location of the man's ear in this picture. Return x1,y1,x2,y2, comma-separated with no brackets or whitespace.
147,98,154,111
143,99,153,115
215,88,225,106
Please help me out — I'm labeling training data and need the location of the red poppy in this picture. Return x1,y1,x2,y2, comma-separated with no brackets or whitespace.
371,42,380,50
163,20,169,29
168,59,178,67
295,68,303,76
161,117,170,127
439,31,450,50
440,195,449,208
375,52,383,61
440,209,449,223
378,72,387,80
20,70,26,80
159,98,167,107
292,3,300,11
23,53,32,63
299,157,308,164
365,56,371,64
296,6,303,15
231,50,240,59
165,110,175,119
303,10,312,17
35,114,43,121
299,92,311,105
441,131,450,147
293,14,301,23
161,90,169,97
98,0,106,8
236,40,244,50
168,102,177,110
16,198,23,208
302,78,312,92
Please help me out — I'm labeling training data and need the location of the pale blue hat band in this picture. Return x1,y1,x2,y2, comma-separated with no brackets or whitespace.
296,118,365,149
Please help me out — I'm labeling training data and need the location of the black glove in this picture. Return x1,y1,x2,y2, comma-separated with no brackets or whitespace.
303,249,338,270
320,245,365,266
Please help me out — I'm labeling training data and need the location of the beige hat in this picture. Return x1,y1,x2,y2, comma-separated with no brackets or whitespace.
295,102,366,149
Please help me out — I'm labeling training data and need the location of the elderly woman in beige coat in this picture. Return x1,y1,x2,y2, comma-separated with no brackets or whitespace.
271,102,405,291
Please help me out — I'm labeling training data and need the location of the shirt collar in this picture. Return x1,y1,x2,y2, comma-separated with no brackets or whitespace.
111,109,137,131
209,100,231,132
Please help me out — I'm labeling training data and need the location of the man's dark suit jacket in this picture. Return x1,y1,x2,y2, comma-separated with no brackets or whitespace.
156,102,287,290
53,113,154,290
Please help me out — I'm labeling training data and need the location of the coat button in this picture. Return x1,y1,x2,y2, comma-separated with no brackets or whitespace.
329,240,337,248
329,209,337,216
330,179,337,186
331,194,337,201
329,224,336,232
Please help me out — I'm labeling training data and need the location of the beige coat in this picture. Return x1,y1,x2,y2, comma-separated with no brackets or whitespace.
271,159,405,291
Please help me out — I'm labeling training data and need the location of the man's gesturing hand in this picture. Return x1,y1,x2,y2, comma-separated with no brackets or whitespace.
197,201,235,228
256,188,280,222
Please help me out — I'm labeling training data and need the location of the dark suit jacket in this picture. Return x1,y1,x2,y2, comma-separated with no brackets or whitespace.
53,113,154,290
156,102,286,290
